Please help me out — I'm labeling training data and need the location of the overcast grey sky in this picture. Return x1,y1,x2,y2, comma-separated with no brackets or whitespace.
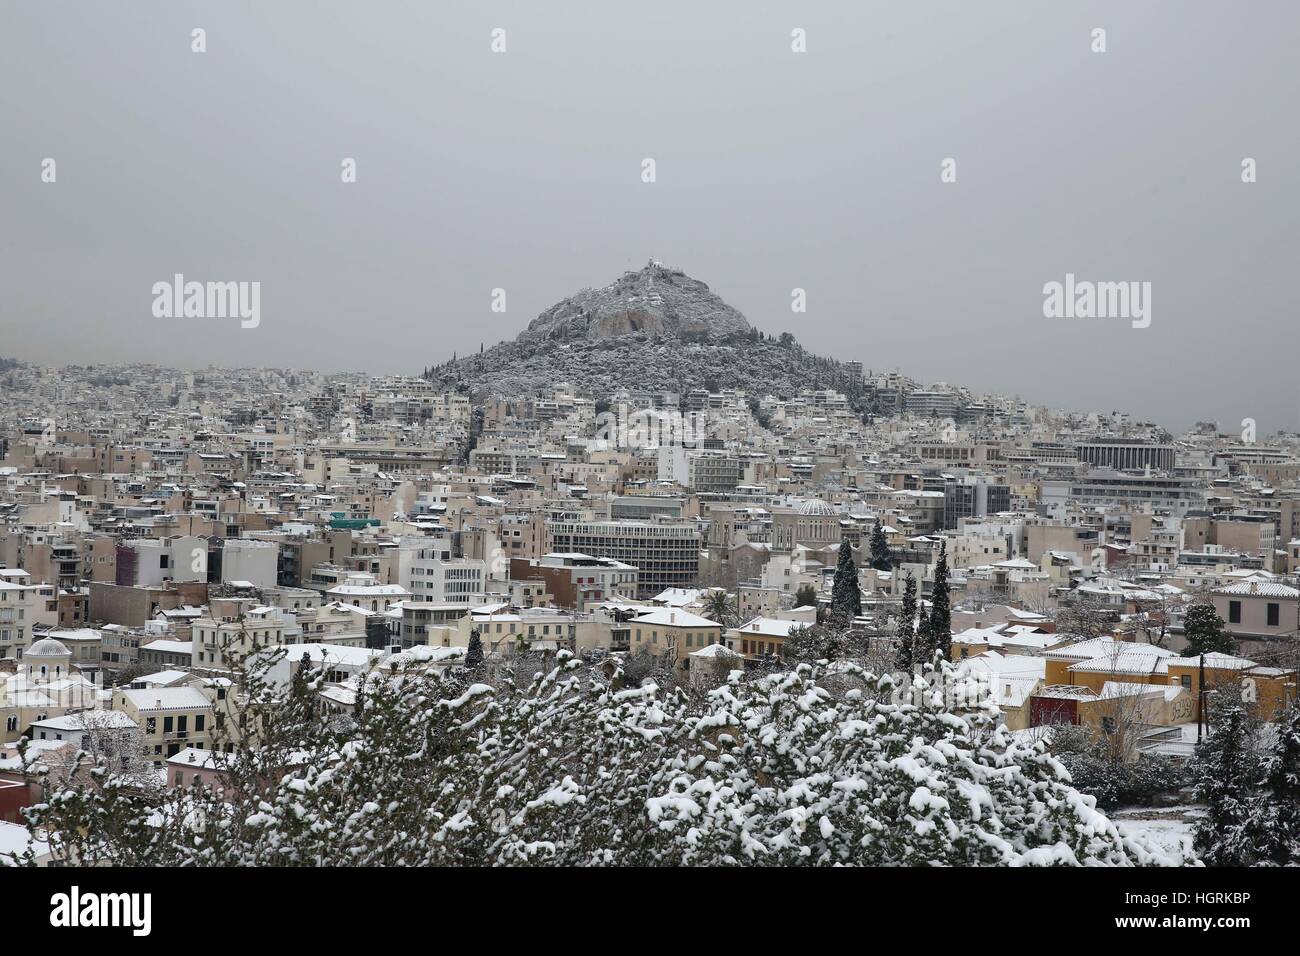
2,1,1296,433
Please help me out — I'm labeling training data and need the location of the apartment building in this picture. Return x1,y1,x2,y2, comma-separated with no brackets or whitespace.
114,685,216,765
547,520,700,599
508,553,637,608
191,606,289,670
0,571,57,660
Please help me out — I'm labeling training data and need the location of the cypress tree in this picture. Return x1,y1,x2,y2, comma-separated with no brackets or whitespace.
830,538,862,623
869,519,893,572
895,573,917,672
915,604,932,663
465,628,484,671
929,544,952,662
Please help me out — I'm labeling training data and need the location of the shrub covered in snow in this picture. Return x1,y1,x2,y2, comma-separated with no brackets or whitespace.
1050,725,1192,811
18,655,1192,867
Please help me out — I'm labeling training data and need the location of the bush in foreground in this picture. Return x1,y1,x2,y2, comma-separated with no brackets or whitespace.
18,655,1191,867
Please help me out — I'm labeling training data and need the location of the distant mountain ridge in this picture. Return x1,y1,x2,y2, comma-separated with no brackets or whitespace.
425,261,861,403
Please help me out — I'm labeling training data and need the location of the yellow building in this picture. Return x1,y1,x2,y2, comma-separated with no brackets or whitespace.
1040,638,1295,725
114,686,216,766
630,608,722,666
724,617,801,662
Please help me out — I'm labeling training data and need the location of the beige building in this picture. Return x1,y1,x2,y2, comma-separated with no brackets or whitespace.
114,685,216,765
0,571,58,661
724,617,801,661
630,607,722,666
1213,580,1300,640
456,606,612,655
191,607,289,670
1,638,101,744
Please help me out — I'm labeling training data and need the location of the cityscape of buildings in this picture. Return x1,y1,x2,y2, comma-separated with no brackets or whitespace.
1,310,1298,868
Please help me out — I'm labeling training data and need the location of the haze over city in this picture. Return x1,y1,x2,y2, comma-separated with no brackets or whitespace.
3,0,1297,433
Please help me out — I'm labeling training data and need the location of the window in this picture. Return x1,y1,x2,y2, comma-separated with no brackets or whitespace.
1268,603,1281,627
1181,675,1192,688
1228,601,1242,624
195,715,205,732
146,717,156,734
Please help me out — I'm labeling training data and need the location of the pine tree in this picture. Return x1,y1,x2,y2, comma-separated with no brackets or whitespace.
1255,703,1300,864
928,544,952,663
1192,690,1263,866
794,583,818,610
869,519,893,572
1182,602,1236,657
895,573,917,672
830,538,862,623
465,629,484,670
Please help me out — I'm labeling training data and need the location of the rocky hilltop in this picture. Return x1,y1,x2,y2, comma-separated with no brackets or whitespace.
519,260,751,343
425,261,860,403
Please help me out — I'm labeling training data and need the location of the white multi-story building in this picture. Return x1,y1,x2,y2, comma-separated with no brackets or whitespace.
221,538,279,588
396,538,485,606
0,569,57,660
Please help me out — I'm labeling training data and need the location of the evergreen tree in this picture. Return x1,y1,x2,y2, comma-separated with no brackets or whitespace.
895,573,917,672
794,583,818,611
928,544,952,662
20,652,1191,866
915,604,932,663
1254,703,1300,865
829,538,862,623
869,519,893,572
1192,690,1263,866
1182,602,1236,657
465,629,484,670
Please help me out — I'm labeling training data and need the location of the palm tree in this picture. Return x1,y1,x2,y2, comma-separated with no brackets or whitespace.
701,588,737,628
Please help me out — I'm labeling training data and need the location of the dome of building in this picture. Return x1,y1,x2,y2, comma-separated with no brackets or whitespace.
26,637,71,658
797,498,836,517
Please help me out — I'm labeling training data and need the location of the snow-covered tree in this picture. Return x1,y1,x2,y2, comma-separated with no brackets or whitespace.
1192,689,1264,866
830,539,862,623
465,629,484,671
1251,702,1300,865
895,573,917,672
869,519,893,572
929,544,952,662
20,653,1191,867
1182,602,1236,657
